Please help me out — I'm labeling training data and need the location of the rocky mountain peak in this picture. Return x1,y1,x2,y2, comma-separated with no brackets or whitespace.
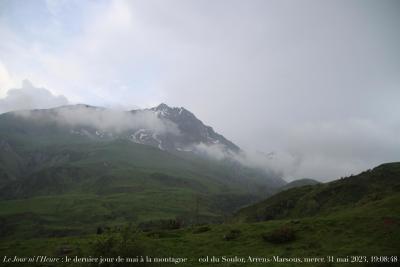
148,103,239,153
154,103,171,111
6,103,240,155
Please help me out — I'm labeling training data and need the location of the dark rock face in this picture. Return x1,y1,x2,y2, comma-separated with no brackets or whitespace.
62,103,240,153
147,103,240,153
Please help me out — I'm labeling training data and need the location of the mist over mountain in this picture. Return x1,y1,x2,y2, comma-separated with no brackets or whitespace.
2,80,400,182
0,100,286,228
0,81,287,181
0,100,285,188
10,103,240,155
0,1,399,261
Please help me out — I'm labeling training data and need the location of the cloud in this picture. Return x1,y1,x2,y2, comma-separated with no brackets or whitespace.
14,104,180,136
192,143,229,161
0,80,69,114
1,0,399,180
277,119,400,181
191,117,400,182
0,61,17,98
191,142,284,178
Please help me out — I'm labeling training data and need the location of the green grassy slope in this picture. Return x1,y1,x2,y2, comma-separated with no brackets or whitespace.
1,181,399,267
235,163,400,222
0,141,280,240
0,112,284,241
0,163,398,266
0,109,398,266
277,178,320,192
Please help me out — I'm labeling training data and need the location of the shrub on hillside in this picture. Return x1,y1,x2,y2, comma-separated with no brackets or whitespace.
223,229,241,241
90,225,146,266
193,226,211,234
139,218,183,231
262,225,296,244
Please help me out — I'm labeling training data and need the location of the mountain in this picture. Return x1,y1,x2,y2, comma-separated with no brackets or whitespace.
0,103,239,154
1,104,398,262
234,162,400,222
277,178,320,192
148,103,240,152
0,103,281,185
0,103,285,239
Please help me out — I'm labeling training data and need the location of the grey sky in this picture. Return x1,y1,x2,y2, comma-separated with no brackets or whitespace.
0,0,399,180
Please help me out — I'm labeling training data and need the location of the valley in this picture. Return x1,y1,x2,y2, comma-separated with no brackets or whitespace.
0,105,398,267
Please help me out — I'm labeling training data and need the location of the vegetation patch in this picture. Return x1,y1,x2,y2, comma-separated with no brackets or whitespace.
262,225,296,244
138,219,183,232
192,225,211,234
223,229,241,241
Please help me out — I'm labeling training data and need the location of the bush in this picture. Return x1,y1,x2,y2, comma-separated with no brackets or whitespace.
90,225,146,266
146,230,180,239
262,226,296,244
138,218,183,232
224,229,241,241
193,226,211,234
96,226,104,235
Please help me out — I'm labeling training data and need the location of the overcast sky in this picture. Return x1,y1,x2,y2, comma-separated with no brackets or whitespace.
0,0,399,181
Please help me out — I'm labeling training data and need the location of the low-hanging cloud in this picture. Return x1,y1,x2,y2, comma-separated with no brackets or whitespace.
1,81,180,135
276,119,400,181
191,116,400,182
192,142,284,179
14,104,180,136
1,0,399,181
0,80,69,114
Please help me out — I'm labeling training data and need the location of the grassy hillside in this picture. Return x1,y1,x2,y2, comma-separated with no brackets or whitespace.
0,166,398,266
235,163,400,222
0,112,284,241
0,109,398,266
0,141,282,240
1,171,399,266
277,178,320,192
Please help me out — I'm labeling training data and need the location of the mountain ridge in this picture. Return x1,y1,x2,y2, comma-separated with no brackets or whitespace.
0,103,286,230
4,103,240,155
234,162,400,222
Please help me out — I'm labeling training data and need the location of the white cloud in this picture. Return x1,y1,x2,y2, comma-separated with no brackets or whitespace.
14,104,181,137
0,80,69,114
0,0,399,180
267,119,400,181
0,61,17,98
